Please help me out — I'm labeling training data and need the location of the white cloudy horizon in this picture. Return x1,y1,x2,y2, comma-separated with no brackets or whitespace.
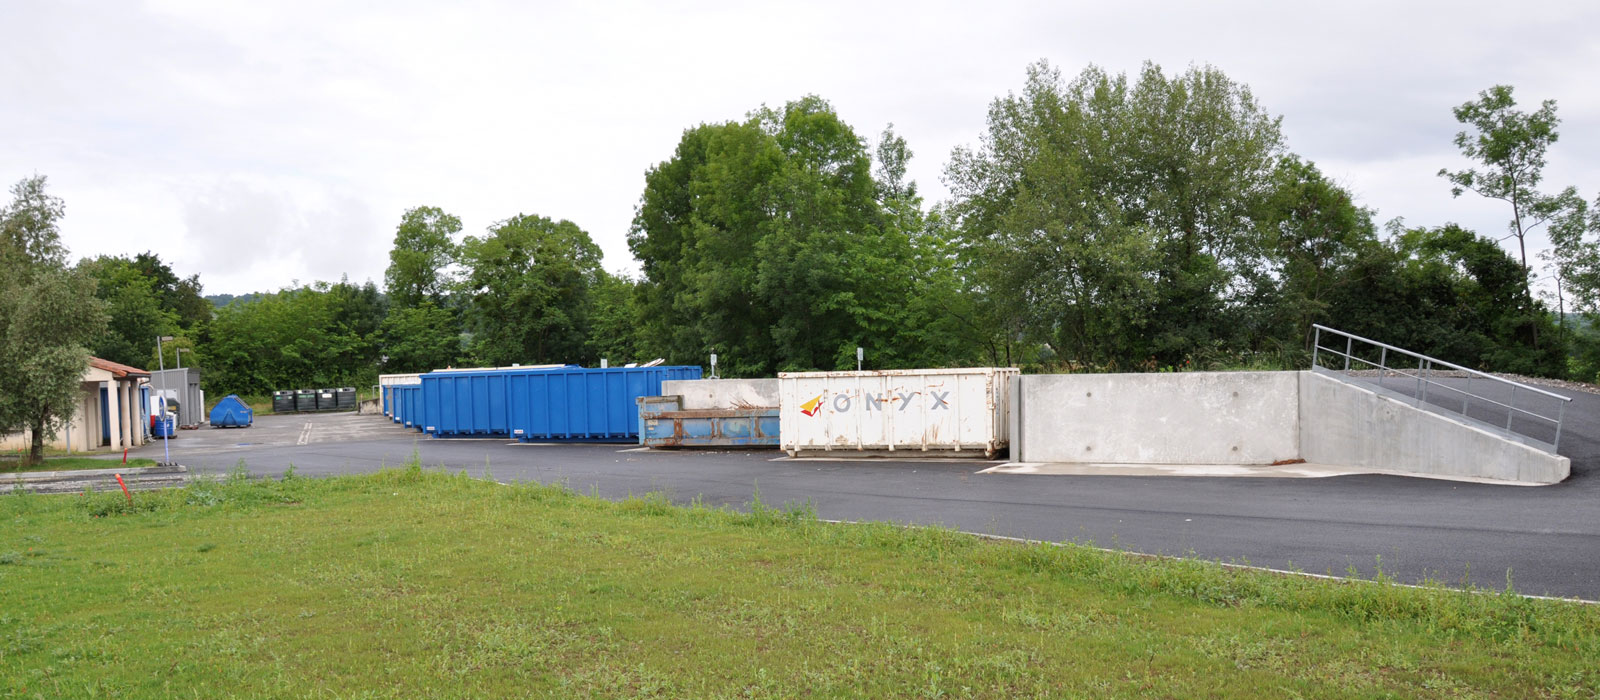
4,0,1598,299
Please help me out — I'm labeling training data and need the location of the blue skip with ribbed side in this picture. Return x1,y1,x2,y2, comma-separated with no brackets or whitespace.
209,394,254,428
416,365,702,442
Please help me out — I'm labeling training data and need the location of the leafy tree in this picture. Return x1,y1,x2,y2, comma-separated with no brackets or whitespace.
631,97,936,374
77,256,182,368
197,283,382,395
1321,222,1564,377
0,176,109,465
126,252,210,328
1439,85,1585,282
458,214,602,366
947,61,1284,368
0,175,68,272
376,302,461,373
631,118,783,373
385,206,461,309
1249,156,1379,355
586,272,643,365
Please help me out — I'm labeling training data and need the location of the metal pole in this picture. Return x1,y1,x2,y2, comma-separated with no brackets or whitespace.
1343,336,1352,371
1312,326,1321,368
1420,359,1429,405
1505,386,1516,435
157,336,170,465
1377,347,1387,387
1555,400,1567,451
1415,357,1424,407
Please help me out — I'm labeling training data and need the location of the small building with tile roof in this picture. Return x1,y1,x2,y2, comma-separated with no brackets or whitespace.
0,356,151,454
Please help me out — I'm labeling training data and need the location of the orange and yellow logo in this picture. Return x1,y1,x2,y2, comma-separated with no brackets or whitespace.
800,393,824,417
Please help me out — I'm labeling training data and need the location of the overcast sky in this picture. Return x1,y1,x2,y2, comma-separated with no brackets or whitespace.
4,0,1597,298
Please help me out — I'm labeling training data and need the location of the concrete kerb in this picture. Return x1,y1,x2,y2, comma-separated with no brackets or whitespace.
1,464,190,494
2,464,188,483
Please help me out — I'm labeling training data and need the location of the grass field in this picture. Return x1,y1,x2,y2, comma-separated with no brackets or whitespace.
0,456,157,474
1,462,1596,698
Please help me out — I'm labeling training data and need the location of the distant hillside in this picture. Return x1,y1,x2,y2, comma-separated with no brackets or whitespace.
206,293,261,308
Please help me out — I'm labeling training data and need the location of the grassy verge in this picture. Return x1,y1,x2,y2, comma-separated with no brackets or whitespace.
1,463,1595,698
0,456,158,475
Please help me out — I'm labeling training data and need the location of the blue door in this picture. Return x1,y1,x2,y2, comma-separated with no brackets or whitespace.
99,386,111,446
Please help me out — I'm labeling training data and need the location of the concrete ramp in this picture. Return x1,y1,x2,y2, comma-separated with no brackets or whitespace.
1009,371,1570,485
1298,371,1568,483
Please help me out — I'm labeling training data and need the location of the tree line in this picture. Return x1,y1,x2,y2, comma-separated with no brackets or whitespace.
6,61,1600,458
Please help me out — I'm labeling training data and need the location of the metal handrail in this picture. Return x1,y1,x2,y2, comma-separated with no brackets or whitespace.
1310,324,1571,452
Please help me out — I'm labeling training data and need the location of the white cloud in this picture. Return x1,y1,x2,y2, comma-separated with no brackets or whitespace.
3,0,1597,296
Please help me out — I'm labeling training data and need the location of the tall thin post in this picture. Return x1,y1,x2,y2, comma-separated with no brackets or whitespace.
1415,357,1424,407
1555,399,1567,451
1312,326,1321,368
1344,336,1352,371
156,336,170,466
1505,386,1517,435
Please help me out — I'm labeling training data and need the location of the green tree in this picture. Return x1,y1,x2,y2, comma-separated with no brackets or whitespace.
1249,156,1379,355
1438,85,1585,282
0,175,68,272
197,283,381,396
586,272,642,365
458,214,602,366
1320,222,1564,377
77,256,182,368
0,176,109,465
947,61,1285,368
127,252,210,329
376,302,461,373
385,206,461,309
630,97,935,374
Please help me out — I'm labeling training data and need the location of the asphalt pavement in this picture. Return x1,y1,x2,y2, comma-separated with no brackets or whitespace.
126,389,1600,600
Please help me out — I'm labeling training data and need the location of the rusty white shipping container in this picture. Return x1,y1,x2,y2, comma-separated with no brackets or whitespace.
777,368,1017,458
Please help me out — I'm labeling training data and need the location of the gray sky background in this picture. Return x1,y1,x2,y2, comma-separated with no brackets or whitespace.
4,0,1598,299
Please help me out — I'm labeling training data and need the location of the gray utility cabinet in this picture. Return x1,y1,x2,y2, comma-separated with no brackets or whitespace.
150,367,205,427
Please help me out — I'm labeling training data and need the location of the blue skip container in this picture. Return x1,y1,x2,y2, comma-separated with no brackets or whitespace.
209,394,254,428
418,365,702,441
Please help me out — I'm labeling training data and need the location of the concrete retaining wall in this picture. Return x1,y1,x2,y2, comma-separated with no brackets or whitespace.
1298,371,1569,483
1012,372,1299,464
661,378,780,410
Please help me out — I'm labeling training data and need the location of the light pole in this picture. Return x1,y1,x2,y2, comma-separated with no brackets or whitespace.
156,335,174,465
176,348,191,427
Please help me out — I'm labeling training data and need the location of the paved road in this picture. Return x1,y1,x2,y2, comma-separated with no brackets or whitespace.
127,390,1600,600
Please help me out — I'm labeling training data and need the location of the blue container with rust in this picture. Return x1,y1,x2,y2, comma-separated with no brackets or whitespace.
418,365,702,441
637,395,779,448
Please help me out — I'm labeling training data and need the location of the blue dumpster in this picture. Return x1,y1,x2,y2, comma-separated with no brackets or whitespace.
395,385,416,427
209,394,254,428
417,365,701,441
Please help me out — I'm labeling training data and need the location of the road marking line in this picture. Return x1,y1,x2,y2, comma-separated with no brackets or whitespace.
297,422,313,446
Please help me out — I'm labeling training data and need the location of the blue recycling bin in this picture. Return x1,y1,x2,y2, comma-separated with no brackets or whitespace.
153,416,175,438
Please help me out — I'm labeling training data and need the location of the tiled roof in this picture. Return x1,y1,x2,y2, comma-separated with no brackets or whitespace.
89,357,151,379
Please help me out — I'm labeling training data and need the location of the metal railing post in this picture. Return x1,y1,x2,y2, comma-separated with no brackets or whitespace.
1378,347,1387,385
1312,326,1321,369
1344,336,1352,371
1415,357,1425,407
1505,385,1517,435
1555,399,1567,451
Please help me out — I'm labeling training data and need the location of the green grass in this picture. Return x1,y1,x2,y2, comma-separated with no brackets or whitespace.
0,456,158,474
1,462,1596,698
